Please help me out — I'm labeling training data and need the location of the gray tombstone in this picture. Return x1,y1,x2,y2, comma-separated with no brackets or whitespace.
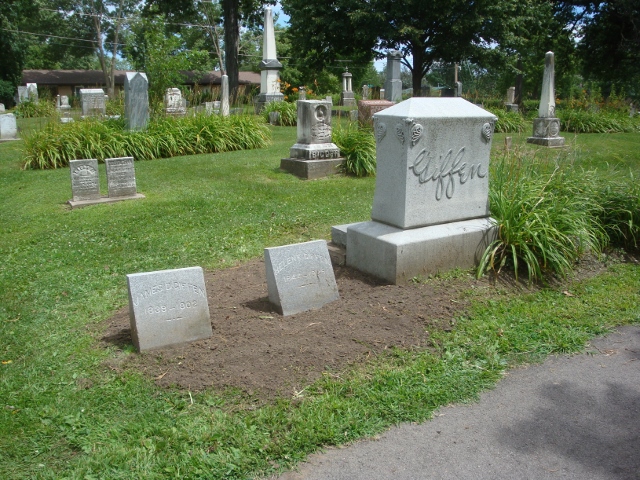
384,51,403,102
265,240,340,316
0,103,4,112
105,157,137,198
17,86,28,103
299,87,306,100
125,72,149,130
527,52,565,147
221,75,230,117
0,113,18,141
337,98,498,284
127,266,212,351
69,159,101,202
280,100,344,179
506,87,516,104
26,83,38,103
165,88,186,115
80,88,106,116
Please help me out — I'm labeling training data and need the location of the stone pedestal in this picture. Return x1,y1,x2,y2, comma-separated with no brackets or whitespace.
384,51,403,102
527,117,565,147
527,52,565,147
336,97,497,284
281,100,344,179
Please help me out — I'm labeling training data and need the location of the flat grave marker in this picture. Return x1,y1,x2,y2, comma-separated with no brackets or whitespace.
127,266,212,351
265,240,339,316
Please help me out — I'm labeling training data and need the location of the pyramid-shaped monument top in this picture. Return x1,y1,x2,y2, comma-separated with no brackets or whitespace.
372,97,497,229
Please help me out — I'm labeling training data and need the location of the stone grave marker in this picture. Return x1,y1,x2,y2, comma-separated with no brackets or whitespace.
0,113,18,141
337,97,498,284
17,86,28,103
527,52,565,147
255,6,284,112
221,75,230,117
26,83,38,103
265,240,339,316
0,104,5,112
340,70,356,107
358,99,394,126
384,50,403,102
127,266,212,351
125,72,149,130
69,159,100,202
165,88,186,115
80,88,106,116
105,157,137,198
280,100,344,179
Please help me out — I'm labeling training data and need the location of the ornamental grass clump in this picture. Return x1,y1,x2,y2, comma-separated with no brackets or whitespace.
558,110,640,133
262,100,297,126
489,109,529,134
596,174,640,251
22,114,271,169
478,149,606,282
332,125,376,177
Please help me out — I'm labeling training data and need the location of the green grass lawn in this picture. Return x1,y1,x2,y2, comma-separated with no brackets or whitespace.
1,123,639,479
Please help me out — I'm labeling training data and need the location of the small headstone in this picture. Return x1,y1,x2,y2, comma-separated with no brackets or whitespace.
0,104,5,113
384,50,403,102
269,111,280,125
17,86,28,103
358,99,394,126
0,113,18,141
455,81,463,97
504,136,512,151
69,159,100,201
506,87,515,104
105,157,137,198
80,88,106,116
221,75,230,117
265,240,339,316
165,88,186,115
125,72,149,130
127,266,212,351
299,87,306,100
362,85,371,100
26,83,38,103
379,88,386,99
325,95,333,105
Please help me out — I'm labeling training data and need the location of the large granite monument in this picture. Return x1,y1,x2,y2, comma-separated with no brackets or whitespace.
125,72,149,130
280,100,344,179
335,98,497,284
527,52,565,147
384,51,403,103
255,6,284,112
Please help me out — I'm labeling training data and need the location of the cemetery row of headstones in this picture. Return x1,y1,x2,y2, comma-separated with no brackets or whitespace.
68,156,144,208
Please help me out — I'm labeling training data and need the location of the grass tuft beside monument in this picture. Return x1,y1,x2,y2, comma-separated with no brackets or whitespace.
22,114,271,169
333,124,377,177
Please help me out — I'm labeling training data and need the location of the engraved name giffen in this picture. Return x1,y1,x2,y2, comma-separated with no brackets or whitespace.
409,146,487,200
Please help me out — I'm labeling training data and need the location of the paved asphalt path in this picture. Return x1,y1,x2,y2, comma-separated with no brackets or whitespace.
275,326,640,480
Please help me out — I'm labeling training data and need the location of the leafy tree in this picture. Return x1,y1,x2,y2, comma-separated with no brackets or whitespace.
0,1,31,105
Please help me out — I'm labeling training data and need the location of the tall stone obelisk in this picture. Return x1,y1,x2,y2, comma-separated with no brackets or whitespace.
527,52,565,147
255,7,284,113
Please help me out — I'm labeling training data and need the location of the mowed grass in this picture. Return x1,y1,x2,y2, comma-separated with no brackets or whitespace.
1,122,639,479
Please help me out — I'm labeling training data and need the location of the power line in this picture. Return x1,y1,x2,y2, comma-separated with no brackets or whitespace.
0,27,123,47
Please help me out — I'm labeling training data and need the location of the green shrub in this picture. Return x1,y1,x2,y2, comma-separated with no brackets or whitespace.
333,125,376,177
596,174,640,251
489,109,528,134
559,109,640,134
14,99,57,118
22,114,271,169
262,101,297,126
478,151,606,282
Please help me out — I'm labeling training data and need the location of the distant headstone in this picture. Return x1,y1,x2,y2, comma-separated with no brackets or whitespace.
26,83,38,103
165,88,186,115
255,6,285,112
506,87,515,104
80,88,106,116
358,99,394,126
0,113,18,141
455,81,463,97
125,72,149,130
299,87,306,100
69,159,100,202
280,100,344,179
384,50,403,102
362,85,371,100
269,111,280,125
127,266,212,351
0,104,4,113
204,101,220,115
340,98,498,284
221,75,230,117
340,71,356,106
105,157,137,198
265,240,339,316
17,86,28,103
527,52,565,147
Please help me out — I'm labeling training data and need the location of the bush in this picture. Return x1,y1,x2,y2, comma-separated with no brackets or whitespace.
597,174,640,251
558,110,640,134
22,114,271,169
488,109,528,134
14,99,57,118
478,151,606,282
333,125,376,177
262,101,297,126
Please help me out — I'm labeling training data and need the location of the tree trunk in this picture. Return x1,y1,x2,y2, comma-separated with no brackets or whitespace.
410,47,426,97
222,0,239,102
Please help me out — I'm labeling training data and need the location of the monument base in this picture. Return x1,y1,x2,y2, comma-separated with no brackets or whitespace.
280,158,344,180
526,136,565,147
255,92,285,113
343,218,496,284
340,92,356,107
527,117,565,147
68,193,145,209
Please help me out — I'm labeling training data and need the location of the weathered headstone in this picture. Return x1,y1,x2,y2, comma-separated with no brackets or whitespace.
340,71,356,107
221,75,230,117
80,88,106,116
455,81,463,97
362,85,371,100
358,99,394,126
505,86,518,112
69,159,100,202
0,113,18,141
165,88,186,115
105,157,137,198
125,72,149,130
26,83,38,103
337,98,497,284
127,266,212,351
280,100,344,179
265,240,339,316
255,6,284,112
384,51,403,103
0,104,4,112
299,87,306,100
17,86,28,103
527,52,565,147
